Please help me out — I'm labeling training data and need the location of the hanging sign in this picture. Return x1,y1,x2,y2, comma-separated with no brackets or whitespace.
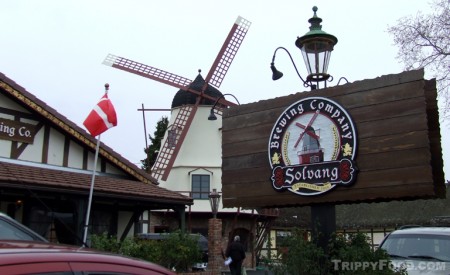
268,97,358,196
0,118,37,144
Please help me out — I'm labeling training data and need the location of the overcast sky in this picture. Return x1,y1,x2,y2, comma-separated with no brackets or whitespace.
1,1,447,178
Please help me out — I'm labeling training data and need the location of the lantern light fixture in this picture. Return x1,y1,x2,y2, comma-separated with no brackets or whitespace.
271,6,338,89
208,188,221,218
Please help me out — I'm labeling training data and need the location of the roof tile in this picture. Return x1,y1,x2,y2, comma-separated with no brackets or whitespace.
0,161,192,205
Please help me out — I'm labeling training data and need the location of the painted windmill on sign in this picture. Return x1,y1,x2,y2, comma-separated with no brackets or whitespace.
102,16,250,183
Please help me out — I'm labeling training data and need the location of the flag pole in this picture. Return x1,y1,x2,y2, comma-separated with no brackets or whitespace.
82,83,109,246
82,134,101,246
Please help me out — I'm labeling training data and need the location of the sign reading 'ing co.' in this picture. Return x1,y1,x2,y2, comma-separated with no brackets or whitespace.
0,118,37,144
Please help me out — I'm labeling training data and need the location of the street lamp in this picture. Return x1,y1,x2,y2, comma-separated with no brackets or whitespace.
270,6,340,252
208,93,240,121
208,188,221,218
207,189,222,273
271,6,338,89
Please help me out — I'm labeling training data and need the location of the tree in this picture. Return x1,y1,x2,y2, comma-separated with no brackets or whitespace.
141,116,168,172
387,0,450,118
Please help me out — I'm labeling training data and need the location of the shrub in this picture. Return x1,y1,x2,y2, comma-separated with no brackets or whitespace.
269,230,328,275
158,230,202,272
90,231,201,272
265,229,406,275
328,233,406,275
90,232,121,253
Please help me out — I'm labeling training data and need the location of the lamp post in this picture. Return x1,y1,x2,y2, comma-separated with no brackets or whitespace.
271,6,338,90
207,94,237,272
208,189,222,273
270,6,339,251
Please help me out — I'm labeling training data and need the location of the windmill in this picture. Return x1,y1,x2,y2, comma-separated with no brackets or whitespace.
103,16,251,181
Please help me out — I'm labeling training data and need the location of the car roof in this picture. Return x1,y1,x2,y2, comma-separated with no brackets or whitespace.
389,227,450,236
0,240,86,251
0,240,175,274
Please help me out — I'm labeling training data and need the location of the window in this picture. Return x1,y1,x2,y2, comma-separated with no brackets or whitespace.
276,230,291,248
192,175,210,199
167,129,178,148
90,209,113,236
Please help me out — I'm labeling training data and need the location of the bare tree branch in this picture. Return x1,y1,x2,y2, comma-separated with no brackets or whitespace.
388,0,450,120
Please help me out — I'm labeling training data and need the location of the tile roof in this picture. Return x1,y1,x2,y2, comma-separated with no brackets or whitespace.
0,161,192,205
0,72,193,207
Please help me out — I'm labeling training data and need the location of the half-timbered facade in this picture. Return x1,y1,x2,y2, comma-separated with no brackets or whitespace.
0,72,192,245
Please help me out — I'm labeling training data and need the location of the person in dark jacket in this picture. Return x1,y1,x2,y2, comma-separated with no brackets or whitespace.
225,235,246,275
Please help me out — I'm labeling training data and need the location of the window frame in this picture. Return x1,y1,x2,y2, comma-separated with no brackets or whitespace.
191,174,211,200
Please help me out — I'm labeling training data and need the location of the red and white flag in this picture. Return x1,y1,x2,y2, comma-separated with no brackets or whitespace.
83,93,117,137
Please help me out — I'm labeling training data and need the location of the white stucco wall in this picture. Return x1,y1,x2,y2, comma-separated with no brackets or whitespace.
159,105,250,214
47,128,65,165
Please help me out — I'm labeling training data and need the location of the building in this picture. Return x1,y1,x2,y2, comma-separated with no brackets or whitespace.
0,72,192,245
149,73,278,268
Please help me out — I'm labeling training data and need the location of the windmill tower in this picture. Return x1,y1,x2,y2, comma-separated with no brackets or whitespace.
103,16,278,262
103,14,251,213
103,16,250,182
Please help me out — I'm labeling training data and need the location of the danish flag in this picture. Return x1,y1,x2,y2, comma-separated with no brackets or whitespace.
83,93,117,137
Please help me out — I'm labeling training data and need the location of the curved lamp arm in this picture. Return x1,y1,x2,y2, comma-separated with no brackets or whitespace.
208,93,240,121
218,93,240,106
271,47,310,88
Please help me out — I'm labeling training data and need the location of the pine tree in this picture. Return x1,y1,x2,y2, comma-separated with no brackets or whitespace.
141,116,169,172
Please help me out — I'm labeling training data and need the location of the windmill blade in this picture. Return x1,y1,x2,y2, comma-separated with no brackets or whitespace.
103,54,238,107
204,16,251,88
103,54,192,90
151,101,199,181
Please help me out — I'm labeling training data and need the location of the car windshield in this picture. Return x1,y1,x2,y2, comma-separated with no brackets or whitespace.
381,233,450,262
0,215,44,241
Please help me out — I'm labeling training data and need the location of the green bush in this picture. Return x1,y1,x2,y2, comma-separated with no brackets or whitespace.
90,231,201,272
265,229,406,275
158,231,202,272
90,232,121,253
328,233,406,275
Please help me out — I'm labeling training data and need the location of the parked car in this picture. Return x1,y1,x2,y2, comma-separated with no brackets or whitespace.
0,212,47,242
0,240,176,275
379,226,450,274
0,212,175,274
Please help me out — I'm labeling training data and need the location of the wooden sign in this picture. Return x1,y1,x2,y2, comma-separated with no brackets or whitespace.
0,117,37,144
222,69,445,208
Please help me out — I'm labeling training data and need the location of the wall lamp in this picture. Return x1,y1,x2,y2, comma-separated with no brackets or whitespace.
271,6,338,90
271,47,309,87
208,93,241,121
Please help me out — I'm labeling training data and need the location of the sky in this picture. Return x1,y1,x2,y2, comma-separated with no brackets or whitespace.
1,1,448,179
